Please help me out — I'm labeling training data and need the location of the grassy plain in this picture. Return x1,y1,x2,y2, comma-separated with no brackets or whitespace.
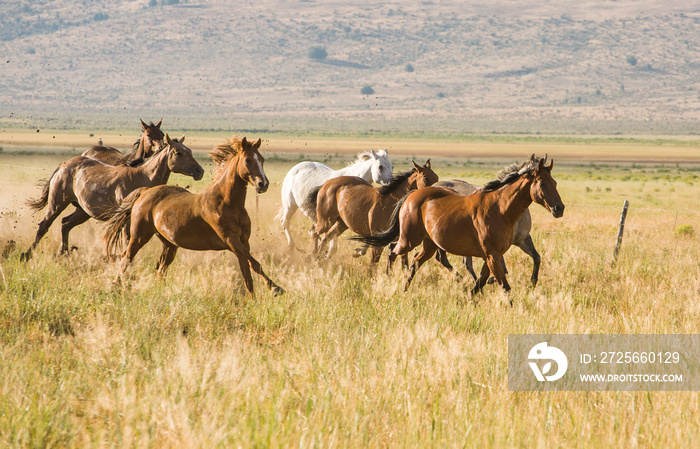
0,135,699,447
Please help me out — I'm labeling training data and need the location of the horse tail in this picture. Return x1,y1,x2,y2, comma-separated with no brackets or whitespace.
351,192,408,248
102,187,147,256
26,166,60,211
301,186,321,218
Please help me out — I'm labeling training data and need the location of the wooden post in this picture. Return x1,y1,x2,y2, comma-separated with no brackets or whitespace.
612,200,629,266
255,193,260,231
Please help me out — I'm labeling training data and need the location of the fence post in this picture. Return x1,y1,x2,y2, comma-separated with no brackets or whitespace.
256,192,260,231
611,200,629,266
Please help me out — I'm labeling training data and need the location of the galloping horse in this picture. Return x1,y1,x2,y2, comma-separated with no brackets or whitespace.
354,156,564,297
277,149,394,251
103,137,284,297
21,135,204,261
310,161,439,265
433,163,541,285
82,119,164,165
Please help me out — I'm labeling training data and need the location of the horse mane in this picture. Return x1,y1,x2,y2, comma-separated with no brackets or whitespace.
210,136,244,179
377,169,415,195
346,150,374,167
482,155,542,192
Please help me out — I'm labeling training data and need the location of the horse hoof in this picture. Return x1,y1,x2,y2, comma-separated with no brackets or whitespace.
19,252,31,262
272,286,286,296
486,276,496,285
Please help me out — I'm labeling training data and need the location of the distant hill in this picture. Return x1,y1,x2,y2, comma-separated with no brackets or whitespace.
2,0,700,135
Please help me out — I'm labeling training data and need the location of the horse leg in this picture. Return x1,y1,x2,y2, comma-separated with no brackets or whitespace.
316,220,347,259
60,207,91,255
387,238,416,275
231,235,284,297
115,222,155,285
310,220,323,255
155,236,179,277
514,234,540,287
368,246,384,275
435,249,453,270
21,203,69,261
463,257,478,282
404,239,438,291
485,253,511,301
435,249,465,283
280,204,297,251
470,262,492,296
353,244,369,258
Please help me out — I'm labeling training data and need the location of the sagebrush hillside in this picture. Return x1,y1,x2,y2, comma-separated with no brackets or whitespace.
2,0,700,134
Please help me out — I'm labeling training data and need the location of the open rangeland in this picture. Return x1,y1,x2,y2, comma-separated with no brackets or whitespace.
0,136,699,447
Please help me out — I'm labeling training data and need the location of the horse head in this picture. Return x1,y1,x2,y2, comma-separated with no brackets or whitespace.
410,159,439,189
370,149,394,185
139,118,165,157
164,134,204,180
529,155,565,218
237,137,269,194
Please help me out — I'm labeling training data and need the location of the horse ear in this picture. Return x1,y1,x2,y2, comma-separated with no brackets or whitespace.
156,118,162,128
141,119,148,131
370,149,379,159
536,157,545,172
165,133,173,146
546,159,554,171
530,153,536,161
178,134,185,143
379,148,388,157
412,160,421,171
241,137,248,146
425,159,431,169
254,138,261,149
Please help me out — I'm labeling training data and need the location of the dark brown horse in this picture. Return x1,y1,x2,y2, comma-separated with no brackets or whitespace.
82,119,164,165
103,137,284,297
21,134,204,261
309,161,438,266
354,156,564,298
433,165,540,285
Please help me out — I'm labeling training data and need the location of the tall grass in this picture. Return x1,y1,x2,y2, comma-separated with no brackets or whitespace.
0,153,699,447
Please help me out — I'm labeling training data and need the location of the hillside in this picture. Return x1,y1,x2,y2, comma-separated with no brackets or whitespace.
2,0,700,135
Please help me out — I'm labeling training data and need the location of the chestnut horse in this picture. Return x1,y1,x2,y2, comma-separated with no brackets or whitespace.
433,170,540,285
354,156,564,297
103,137,284,297
82,119,164,165
310,161,439,265
21,134,204,261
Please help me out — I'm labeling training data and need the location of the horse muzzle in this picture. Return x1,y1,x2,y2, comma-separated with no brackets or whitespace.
255,179,269,194
192,167,205,181
551,204,565,218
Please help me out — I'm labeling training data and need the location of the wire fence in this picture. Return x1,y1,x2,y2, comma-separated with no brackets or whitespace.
533,201,700,259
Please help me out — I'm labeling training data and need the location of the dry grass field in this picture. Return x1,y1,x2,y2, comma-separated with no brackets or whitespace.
0,135,699,447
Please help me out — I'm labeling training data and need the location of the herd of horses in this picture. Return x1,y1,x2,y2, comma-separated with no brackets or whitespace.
20,120,565,300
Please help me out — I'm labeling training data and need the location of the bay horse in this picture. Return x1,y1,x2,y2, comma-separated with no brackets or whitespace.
21,134,204,261
433,170,540,285
82,119,164,165
310,160,439,265
103,137,284,297
276,149,394,251
354,156,564,298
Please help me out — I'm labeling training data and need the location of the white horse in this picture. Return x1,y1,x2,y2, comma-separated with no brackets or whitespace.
277,149,394,251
